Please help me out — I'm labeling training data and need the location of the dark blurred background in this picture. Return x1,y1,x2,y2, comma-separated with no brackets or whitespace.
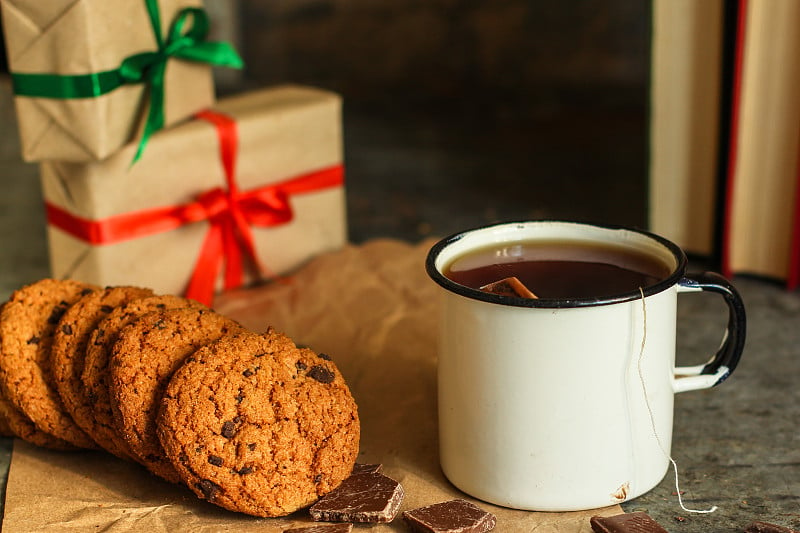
228,0,652,242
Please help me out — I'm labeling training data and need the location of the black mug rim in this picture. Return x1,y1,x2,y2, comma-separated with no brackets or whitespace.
425,220,689,308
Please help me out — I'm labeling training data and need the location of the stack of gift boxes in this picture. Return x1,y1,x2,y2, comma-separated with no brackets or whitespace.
1,0,347,306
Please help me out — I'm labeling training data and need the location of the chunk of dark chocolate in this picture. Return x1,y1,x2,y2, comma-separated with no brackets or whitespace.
283,525,353,533
590,512,668,533
745,521,799,533
403,499,496,533
309,472,404,523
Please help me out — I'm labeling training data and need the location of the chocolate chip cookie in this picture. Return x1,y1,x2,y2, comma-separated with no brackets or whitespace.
81,294,204,459
0,391,74,449
0,301,68,447
157,329,360,517
110,307,243,482
51,285,154,450
0,279,98,447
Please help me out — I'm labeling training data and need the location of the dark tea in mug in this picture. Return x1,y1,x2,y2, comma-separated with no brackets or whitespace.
442,240,672,299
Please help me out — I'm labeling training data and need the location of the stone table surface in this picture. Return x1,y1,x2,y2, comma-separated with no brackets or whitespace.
0,76,798,532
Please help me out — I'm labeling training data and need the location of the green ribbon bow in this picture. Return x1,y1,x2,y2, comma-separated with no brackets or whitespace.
11,0,243,163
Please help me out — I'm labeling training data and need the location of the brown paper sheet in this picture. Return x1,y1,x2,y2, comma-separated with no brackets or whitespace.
2,239,621,532
0,0,214,162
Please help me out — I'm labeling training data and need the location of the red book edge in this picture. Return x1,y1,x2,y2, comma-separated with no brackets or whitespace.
787,123,800,290
721,0,748,279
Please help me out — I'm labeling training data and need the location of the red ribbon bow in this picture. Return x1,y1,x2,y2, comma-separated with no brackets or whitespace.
45,109,344,306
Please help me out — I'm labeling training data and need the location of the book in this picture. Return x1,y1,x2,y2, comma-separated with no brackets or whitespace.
648,0,725,257
722,0,800,286
649,0,800,288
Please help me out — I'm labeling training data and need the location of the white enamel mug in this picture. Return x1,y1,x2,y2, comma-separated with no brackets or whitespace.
425,221,746,511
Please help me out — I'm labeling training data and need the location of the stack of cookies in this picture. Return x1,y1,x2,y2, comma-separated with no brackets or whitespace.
0,278,360,518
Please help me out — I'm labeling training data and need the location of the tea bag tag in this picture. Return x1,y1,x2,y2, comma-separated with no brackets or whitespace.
480,277,538,299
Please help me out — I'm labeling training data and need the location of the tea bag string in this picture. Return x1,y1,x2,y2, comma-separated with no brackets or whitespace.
636,287,718,514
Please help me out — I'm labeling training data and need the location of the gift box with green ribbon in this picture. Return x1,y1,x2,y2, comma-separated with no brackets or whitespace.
39,85,346,306
1,0,242,163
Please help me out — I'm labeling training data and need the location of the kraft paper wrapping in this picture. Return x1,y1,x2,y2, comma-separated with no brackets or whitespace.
2,239,621,532
0,0,214,162
40,85,347,298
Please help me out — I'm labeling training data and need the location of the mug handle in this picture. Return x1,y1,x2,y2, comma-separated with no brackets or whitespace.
672,272,746,393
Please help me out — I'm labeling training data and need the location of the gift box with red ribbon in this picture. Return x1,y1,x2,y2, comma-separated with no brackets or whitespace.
1,0,242,162
40,85,346,306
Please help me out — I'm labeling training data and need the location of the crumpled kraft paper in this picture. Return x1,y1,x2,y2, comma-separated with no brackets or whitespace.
2,239,621,532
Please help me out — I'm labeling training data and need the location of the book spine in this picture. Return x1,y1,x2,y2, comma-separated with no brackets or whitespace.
711,0,742,270
721,0,748,279
787,130,800,290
